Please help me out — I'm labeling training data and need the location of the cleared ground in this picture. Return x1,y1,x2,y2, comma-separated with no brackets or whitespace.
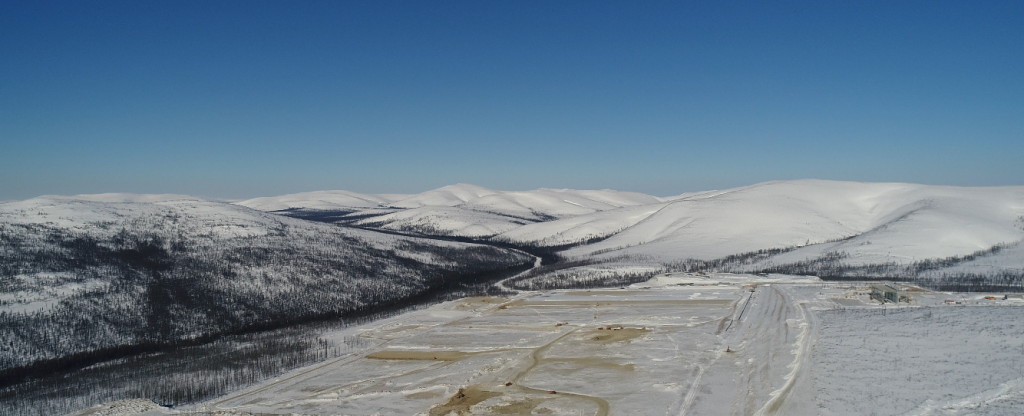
183,274,807,415
99,273,1024,416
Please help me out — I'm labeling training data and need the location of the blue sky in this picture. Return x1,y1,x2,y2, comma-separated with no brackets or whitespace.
2,1,1021,200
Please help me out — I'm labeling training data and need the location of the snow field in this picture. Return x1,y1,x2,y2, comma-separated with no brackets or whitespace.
229,180,1024,282
812,306,1024,416
201,284,746,415
64,274,1024,416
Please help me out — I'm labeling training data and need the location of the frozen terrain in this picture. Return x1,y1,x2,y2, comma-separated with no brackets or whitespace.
239,180,1024,281
80,273,1024,416
0,196,530,373
561,180,1024,262
236,190,398,211
3,180,1022,415
354,206,531,238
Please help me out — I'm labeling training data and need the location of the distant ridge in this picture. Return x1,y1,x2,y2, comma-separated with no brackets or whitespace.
234,180,1024,276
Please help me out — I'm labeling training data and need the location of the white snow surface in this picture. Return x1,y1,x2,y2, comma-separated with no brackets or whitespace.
45,193,206,203
235,190,395,211
495,203,669,247
388,183,499,208
558,180,1024,262
237,184,663,220
25,180,1024,268
459,188,664,220
187,277,1024,416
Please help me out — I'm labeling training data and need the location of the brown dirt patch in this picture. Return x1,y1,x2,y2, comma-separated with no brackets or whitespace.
455,297,510,309
429,386,501,416
365,350,477,361
582,328,650,343
496,299,525,310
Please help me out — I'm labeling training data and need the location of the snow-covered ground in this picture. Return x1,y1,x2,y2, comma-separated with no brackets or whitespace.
2,180,1015,416
63,272,1016,416
813,306,1024,416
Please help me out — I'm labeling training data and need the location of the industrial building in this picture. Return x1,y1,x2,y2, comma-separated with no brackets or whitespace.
870,284,910,303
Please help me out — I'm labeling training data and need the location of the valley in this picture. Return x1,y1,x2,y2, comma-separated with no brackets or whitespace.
1,180,1023,415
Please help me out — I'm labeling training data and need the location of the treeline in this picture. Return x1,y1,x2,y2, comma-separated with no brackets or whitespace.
662,242,1024,292
663,247,799,273
819,271,1024,293
739,243,1014,279
503,255,662,291
295,204,625,266
0,322,366,416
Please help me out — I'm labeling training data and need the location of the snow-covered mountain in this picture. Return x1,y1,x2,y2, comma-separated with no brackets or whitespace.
558,180,1024,263
458,188,663,220
241,181,1024,277
239,185,667,237
46,193,206,203
0,196,530,373
235,190,397,211
387,184,498,208
353,206,530,238
4,179,1024,402
494,203,670,247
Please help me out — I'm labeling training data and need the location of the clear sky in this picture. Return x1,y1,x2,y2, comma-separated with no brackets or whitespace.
2,1,1022,200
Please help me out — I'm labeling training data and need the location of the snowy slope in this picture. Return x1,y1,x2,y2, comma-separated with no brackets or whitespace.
353,206,530,238
235,190,395,211
47,193,206,203
226,180,1024,270
495,203,669,247
0,196,530,371
241,185,667,237
388,184,498,208
460,188,663,220
552,180,1024,263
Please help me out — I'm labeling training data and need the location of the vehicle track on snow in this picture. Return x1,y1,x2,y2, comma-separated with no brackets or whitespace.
505,327,611,416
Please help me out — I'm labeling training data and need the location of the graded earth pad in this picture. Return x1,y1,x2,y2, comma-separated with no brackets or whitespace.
365,350,481,361
189,273,1024,416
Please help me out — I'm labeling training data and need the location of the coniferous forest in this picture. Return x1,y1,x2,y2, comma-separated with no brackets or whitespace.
0,198,532,415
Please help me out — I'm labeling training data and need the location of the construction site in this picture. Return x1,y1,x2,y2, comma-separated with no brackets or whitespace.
86,273,1024,416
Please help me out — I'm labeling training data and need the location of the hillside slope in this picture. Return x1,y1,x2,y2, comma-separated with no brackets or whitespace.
0,197,530,375
235,190,395,211
353,206,530,238
559,180,1024,262
240,185,667,237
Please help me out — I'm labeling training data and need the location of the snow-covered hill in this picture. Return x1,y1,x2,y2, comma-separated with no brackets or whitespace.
559,180,1024,264
0,196,530,373
353,206,530,238
387,184,498,208
240,181,1024,278
494,203,670,247
458,188,663,220
239,185,667,237
235,190,396,211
